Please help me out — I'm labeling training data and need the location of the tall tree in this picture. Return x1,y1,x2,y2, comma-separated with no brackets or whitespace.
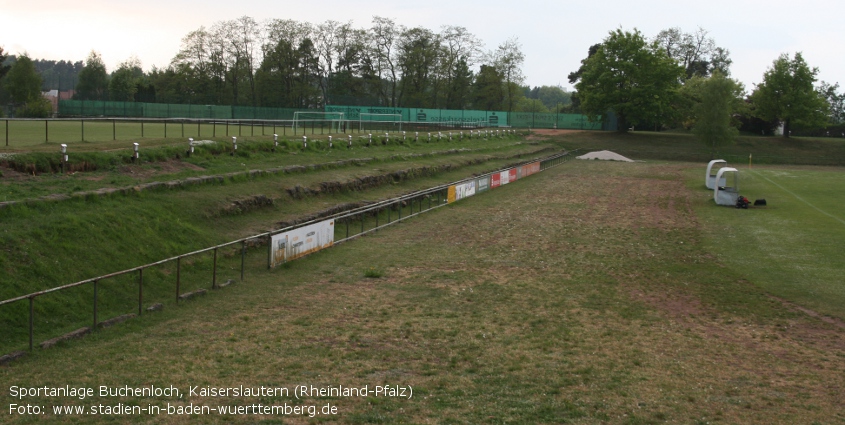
491,37,525,112
330,23,368,104
447,57,473,110
691,71,745,157
366,16,401,106
314,20,340,105
439,26,482,109
751,52,828,137
472,64,504,111
396,26,439,107
573,28,684,131
75,51,109,100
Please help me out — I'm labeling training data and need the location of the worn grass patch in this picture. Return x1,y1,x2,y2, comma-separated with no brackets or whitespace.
1,160,843,424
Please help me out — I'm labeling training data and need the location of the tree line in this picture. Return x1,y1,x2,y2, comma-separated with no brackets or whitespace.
1,17,551,117
568,27,843,140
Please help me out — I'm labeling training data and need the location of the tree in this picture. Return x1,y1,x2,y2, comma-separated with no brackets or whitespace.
472,64,504,110
4,54,41,104
819,82,844,125
524,85,572,111
75,51,108,100
567,43,601,85
750,52,828,137
691,71,745,157
439,26,482,109
573,28,684,131
446,57,473,110
396,26,439,107
653,27,731,78
491,37,525,112
0,47,11,80
3,53,51,117
109,57,143,101
366,16,401,106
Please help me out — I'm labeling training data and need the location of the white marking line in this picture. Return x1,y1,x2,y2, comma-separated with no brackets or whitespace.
749,169,845,226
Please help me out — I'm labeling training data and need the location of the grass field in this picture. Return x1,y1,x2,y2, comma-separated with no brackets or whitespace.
690,163,845,320
1,155,844,424
1,131,844,424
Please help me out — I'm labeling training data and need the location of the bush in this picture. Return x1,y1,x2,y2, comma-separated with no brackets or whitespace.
17,98,53,118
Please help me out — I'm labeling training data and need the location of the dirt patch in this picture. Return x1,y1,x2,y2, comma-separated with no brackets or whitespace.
118,160,206,179
531,129,585,136
219,195,274,216
0,164,35,181
524,129,584,140
768,295,845,330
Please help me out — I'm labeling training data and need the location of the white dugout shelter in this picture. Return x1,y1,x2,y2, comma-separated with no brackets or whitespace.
713,167,740,206
705,159,727,190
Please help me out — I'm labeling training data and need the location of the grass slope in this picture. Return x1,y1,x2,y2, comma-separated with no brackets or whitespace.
0,139,555,353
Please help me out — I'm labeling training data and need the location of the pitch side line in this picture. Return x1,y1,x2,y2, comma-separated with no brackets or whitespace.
749,169,845,226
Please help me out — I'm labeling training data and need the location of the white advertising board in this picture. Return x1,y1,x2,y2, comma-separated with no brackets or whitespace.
269,219,335,268
455,181,476,201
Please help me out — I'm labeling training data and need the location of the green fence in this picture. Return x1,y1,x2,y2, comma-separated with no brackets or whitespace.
59,101,313,120
509,112,603,130
58,100,602,130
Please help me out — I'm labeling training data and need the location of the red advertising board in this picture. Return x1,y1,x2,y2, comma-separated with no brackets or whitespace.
491,172,501,188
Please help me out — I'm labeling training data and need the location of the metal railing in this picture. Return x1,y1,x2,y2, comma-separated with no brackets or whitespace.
0,149,576,358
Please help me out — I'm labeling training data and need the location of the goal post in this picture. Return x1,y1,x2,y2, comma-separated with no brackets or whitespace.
359,113,403,132
293,112,345,134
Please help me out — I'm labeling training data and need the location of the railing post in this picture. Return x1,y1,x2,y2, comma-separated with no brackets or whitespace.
212,248,218,289
93,280,98,329
176,257,181,304
138,268,143,316
29,296,34,352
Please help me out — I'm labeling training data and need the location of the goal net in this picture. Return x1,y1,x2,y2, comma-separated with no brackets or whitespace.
359,113,403,132
293,112,345,134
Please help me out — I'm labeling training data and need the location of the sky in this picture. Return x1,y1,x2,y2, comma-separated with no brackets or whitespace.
2,0,843,93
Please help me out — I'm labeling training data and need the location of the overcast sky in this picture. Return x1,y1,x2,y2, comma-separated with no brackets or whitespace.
2,0,843,93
